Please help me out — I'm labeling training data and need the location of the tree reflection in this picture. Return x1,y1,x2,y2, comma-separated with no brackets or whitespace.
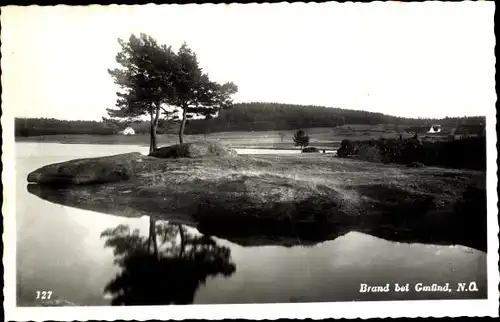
101,219,236,305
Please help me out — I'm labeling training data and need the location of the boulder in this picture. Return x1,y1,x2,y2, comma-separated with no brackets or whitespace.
149,141,237,159
27,152,143,185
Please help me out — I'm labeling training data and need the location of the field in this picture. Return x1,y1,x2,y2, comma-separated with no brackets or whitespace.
15,124,451,150
28,152,486,251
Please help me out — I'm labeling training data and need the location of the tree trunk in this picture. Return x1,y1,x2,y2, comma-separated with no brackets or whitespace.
178,224,185,258
153,106,160,149
149,217,158,260
179,107,187,144
149,107,160,153
149,110,156,154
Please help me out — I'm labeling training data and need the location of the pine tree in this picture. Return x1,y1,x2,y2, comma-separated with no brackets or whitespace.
107,34,178,153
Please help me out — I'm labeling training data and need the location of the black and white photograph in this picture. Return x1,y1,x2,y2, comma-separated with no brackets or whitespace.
2,2,498,320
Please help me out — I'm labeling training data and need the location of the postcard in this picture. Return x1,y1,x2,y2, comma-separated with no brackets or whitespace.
2,2,498,320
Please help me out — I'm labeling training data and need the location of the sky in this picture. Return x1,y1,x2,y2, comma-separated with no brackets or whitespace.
1,2,496,121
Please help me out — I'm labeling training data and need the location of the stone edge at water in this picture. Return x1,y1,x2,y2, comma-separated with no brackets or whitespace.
27,152,144,185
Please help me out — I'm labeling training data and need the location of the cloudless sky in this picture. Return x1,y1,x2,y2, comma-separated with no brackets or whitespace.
1,2,496,121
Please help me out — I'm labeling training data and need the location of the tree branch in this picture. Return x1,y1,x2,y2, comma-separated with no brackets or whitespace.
159,106,170,114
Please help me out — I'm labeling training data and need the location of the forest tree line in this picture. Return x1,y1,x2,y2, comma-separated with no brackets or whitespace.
15,102,486,137
184,102,486,134
14,117,177,136
15,118,116,136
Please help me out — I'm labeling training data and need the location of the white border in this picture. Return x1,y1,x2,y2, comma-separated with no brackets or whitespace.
2,2,498,320
4,300,500,320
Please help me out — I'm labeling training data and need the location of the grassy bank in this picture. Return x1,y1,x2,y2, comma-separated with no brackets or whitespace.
27,153,486,251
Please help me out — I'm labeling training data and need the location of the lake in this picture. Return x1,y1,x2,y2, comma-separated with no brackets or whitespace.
16,142,487,306
236,148,336,155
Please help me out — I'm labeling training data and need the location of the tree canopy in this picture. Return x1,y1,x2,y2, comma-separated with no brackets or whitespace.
167,43,238,143
107,34,178,152
106,34,238,150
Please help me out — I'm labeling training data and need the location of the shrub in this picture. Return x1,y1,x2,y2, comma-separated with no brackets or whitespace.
337,139,356,157
336,136,485,170
293,130,310,148
355,145,383,162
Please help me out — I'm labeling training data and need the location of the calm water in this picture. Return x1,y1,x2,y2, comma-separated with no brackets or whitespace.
236,148,301,155
16,143,487,306
236,148,336,155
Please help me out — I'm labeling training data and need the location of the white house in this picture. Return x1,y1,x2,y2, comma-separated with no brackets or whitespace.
427,124,442,134
122,127,136,135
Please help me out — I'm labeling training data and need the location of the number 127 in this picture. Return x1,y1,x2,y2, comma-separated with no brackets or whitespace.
36,291,52,300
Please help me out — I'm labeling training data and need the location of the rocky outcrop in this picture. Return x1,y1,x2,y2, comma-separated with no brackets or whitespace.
149,141,237,159
26,152,486,251
27,152,144,185
26,141,237,185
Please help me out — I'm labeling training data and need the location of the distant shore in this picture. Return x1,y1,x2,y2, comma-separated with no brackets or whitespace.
15,133,342,150
14,123,457,150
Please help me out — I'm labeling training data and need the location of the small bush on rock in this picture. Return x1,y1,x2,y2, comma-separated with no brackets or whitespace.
149,141,237,159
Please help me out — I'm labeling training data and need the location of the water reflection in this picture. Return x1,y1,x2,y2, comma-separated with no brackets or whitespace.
27,182,487,252
101,219,235,305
